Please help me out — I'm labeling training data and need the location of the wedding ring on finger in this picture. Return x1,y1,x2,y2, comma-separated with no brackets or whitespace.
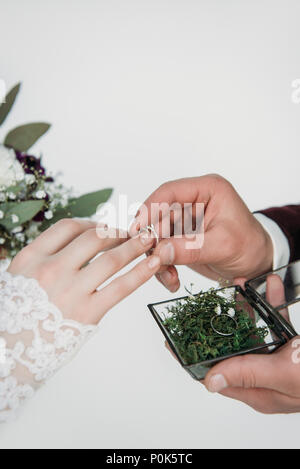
210,313,238,337
139,224,159,254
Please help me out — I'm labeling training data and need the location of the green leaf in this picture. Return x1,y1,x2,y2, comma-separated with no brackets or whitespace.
0,83,21,127
39,189,113,232
4,122,51,152
4,184,23,196
68,188,113,217
0,200,44,230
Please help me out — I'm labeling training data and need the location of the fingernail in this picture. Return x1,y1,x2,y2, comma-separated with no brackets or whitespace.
207,374,228,393
140,232,153,246
160,270,173,284
129,219,141,235
159,242,175,265
148,255,160,269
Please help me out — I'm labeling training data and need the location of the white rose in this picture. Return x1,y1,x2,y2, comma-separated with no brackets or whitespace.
0,145,24,190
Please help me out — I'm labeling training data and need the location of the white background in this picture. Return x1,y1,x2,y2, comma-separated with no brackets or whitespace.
0,0,300,449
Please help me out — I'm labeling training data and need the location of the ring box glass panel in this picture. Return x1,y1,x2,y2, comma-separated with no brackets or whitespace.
148,260,300,380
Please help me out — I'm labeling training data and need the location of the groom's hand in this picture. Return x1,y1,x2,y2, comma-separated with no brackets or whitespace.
130,174,273,291
203,338,300,414
207,272,300,415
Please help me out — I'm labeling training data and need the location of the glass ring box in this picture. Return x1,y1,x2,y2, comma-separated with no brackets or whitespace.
148,260,300,380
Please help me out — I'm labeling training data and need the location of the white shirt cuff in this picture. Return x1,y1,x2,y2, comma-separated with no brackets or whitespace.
254,213,290,270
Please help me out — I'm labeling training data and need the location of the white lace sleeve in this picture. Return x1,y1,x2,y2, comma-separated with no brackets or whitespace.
0,269,97,423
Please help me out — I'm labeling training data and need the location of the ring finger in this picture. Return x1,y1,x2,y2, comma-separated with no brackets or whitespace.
89,253,161,322
56,226,128,269
80,231,155,292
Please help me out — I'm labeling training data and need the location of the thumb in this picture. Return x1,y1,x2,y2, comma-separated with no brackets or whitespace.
266,273,290,323
204,353,284,394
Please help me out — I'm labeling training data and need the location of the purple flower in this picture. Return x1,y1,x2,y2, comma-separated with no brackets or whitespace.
33,211,46,222
16,151,53,182
33,193,50,222
14,151,53,222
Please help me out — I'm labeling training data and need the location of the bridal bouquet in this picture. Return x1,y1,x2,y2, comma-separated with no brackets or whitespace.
0,83,112,259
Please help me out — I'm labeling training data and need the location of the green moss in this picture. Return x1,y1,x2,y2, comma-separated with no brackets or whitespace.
162,288,268,365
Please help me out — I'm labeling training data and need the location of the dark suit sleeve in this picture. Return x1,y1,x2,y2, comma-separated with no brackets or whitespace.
258,205,300,263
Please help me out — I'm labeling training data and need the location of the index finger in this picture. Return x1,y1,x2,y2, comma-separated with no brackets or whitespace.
28,218,97,255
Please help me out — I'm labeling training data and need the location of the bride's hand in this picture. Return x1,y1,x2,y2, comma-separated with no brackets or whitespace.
8,218,161,325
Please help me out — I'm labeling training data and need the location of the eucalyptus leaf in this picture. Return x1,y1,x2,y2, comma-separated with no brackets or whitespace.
0,200,44,230
4,122,51,152
68,189,113,217
0,83,21,127
4,184,23,196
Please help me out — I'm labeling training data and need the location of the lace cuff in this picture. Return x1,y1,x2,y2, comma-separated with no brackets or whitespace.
0,270,97,422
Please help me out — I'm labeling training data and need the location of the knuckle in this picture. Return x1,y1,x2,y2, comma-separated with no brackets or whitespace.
158,181,170,191
9,244,36,272
238,356,257,389
206,173,232,190
55,218,70,228
136,261,153,284
206,173,227,184
117,280,131,297
206,172,223,179
135,262,148,280
156,180,173,196
55,218,82,233
34,259,61,286
14,244,34,265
